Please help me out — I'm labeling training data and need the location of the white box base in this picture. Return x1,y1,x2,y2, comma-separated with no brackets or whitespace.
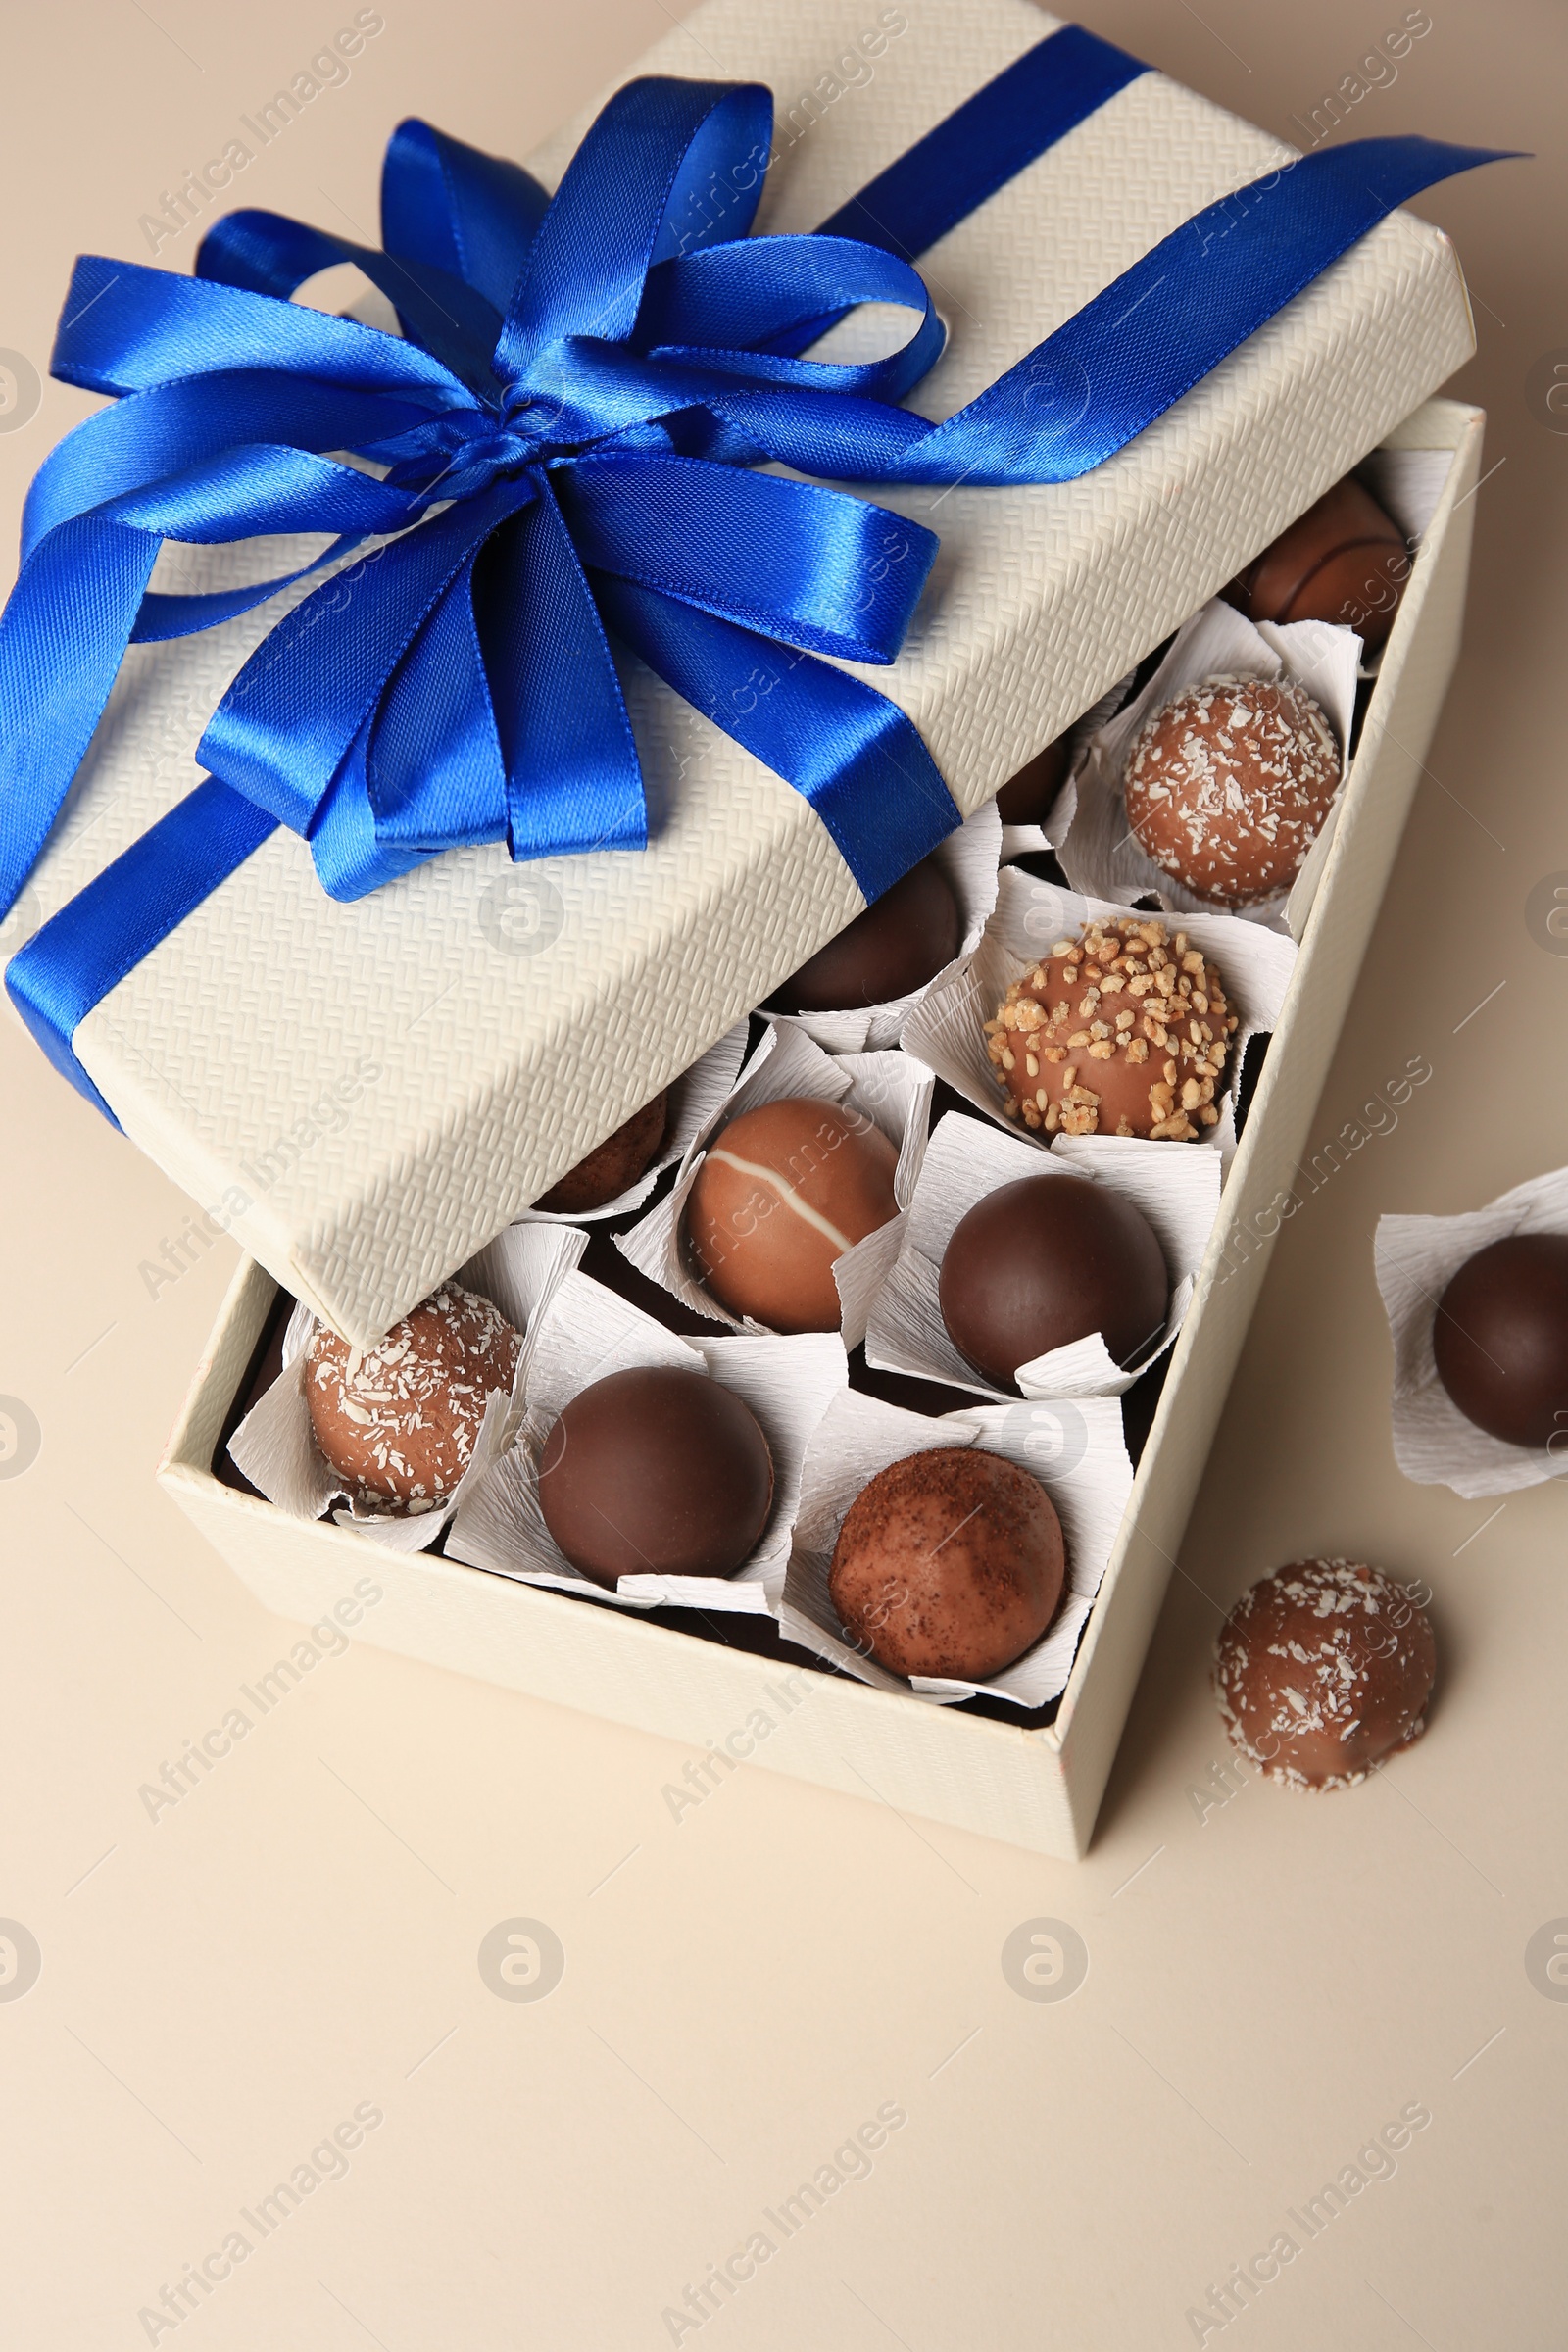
158,400,1484,1858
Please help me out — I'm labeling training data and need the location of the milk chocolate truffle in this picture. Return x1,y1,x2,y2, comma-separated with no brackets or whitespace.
940,1171,1168,1389
534,1092,668,1213
767,857,960,1013
306,1284,521,1511
1123,675,1340,906
1225,473,1409,649
830,1447,1065,1680
995,734,1071,826
686,1097,900,1331
537,1365,773,1587
1213,1559,1436,1789
988,915,1236,1140
1432,1232,1568,1448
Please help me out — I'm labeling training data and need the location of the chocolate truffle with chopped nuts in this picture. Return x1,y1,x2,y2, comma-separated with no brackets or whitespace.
986,916,1236,1140
1213,1558,1436,1790
1123,674,1340,906
306,1284,521,1511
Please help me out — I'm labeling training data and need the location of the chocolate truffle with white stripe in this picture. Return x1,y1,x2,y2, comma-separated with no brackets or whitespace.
1123,674,1340,907
1213,1559,1436,1790
685,1096,899,1331
306,1284,521,1511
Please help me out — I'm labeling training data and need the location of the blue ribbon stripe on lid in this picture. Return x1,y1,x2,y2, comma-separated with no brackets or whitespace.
0,24,1510,1117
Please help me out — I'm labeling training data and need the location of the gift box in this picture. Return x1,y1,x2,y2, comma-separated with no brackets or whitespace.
158,393,1487,1858
4,0,1487,1346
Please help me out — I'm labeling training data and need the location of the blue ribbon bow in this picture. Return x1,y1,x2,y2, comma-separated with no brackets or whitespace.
0,24,1508,1117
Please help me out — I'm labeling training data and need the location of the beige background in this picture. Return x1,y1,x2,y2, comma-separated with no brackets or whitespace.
1,2,1564,2346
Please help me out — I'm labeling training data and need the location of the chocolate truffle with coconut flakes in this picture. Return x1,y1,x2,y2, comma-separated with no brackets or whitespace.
306,1284,521,1510
830,1446,1065,1680
1123,674,1340,906
1213,1558,1436,1790
987,915,1236,1140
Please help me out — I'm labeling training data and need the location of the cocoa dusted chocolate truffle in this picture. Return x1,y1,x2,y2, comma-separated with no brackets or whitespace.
1214,1559,1436,1789
534,1092,668,1213
940,1170,1168,1389
988,915,1236,1140
306,1284,521,1510
1432,1232,1568,1448
767,856,959,1013
1123,675,1340,906
686,1096,900,1331
1225,473,1409,650
995,733,1071,826
537,1365,773,1587
830,1447,1064,1680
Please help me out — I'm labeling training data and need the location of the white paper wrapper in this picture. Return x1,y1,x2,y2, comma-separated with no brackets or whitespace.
445,1269,846,1612
770,802,1002,1052
864,1108,1221,1402
778,1387,1132,1709
900,864,1297,1170
514,1021,748,1225
225,1222,586,1550
614,1019,934,1347
1375,1167,1568,1499
1047,598,1362,941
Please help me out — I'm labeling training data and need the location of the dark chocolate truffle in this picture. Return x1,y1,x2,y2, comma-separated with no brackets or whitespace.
767,856,960,1013
1432,1232,1568,1449
988,914,1236,1140
1225,473,1409,650
534,1092,668,1213
1123,675,1340,906
538,1365,773,1587
940,1170,1168,1389
686,1097,900,1331
1213,1558,1436,1789
995,734,1071,826
306,1284,521,1510
830,1446,1064,1680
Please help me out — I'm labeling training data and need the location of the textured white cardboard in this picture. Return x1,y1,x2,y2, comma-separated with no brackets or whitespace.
158,399,1485,1858
18,0,1476,1345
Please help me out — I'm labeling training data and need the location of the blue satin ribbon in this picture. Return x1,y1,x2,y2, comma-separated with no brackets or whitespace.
0,24,1512,1114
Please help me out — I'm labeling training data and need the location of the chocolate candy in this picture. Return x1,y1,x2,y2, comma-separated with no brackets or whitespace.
1213,1559,1436,1789
988,915,1236,1140
538,1365,773,1587
535,1092,668,1213
995,734,1071,827
940,1170,1168,1388
1432,1232,1568,1448
306,1284,520,1510
768,856,960,1013
830,1446,1064,1679
686,1096,900,1331
1123,675,1340,906
1225,473,1409,650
